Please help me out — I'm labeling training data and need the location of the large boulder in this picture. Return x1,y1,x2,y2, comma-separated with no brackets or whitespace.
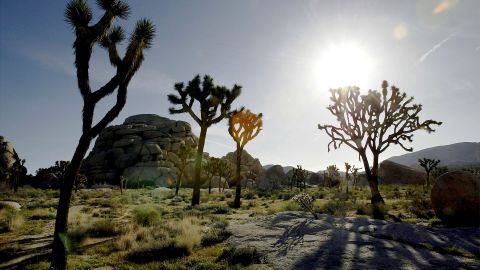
0,136,26,186
81,114,198,187
431,171,480,226
378,160,425,185
222,150,264,186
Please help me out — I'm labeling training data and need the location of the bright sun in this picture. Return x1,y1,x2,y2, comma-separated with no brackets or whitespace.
312,42,374,90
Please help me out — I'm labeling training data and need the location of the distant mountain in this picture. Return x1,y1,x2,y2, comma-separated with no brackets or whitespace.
263,164,294,173
387,142,480,169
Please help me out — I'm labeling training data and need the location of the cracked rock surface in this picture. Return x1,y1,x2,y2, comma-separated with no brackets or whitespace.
227,212,480,270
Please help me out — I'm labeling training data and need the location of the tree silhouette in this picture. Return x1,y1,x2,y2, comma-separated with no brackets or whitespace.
292,165,309,190
175,144,192,195
168,75,240,205
52,1,154,269
217,159,233,192
351,165,361,188
228,109,262,208
10,159,26,192
418,158,440,186
344,162,351,199
325,165,340,187
319,81,441,204
204,157,220,194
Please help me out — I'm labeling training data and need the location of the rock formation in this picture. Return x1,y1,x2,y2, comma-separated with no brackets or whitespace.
0,136,25,185
378,160,425,185
221,150,264,186
81,114,197,186
431,171,480,226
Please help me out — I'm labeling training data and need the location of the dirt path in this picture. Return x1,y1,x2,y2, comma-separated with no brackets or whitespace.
227,212,480,270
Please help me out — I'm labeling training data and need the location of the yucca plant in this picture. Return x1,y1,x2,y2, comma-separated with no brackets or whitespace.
168,75,241,205
51,1,155,269
228,109,262,208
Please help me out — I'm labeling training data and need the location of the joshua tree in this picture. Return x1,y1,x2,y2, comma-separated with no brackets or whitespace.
168,75,240,205
52,1,155,269
175,144,192,195
292,165,309,190
10,159,26,192
418,158,440,186
74,173,87,193
217,159,233,192
351,165,361,188
204,157,220,194
344,162,351,199
325,165,340,187
319,81,441,204
228,109,263,208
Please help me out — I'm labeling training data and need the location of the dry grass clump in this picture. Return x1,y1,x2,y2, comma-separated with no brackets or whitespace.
0,205,24,232
132,205,161,226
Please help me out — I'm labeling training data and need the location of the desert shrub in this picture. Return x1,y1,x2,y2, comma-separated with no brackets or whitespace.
0,205,24,232
113,233,137,251
408,197,434,219
127,239,190,263
86,218,123,237
201,221,232,246
322,199,348,217
216,245,263,266
27,208,56,220
132,205,161,226
356,203,388,220
173,217,202,252
292,193,318,219
243,191,255,200
225,191,233,198
212,205,230,214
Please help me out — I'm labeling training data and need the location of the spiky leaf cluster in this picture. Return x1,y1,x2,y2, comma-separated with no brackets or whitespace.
228,109,263,149
168,75,241,127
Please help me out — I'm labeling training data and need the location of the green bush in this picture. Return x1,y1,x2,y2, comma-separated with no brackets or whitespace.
216,245,263,266
201,227,232,246
132,205,161,226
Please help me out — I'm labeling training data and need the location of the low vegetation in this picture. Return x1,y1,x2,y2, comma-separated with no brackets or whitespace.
0,183,447,269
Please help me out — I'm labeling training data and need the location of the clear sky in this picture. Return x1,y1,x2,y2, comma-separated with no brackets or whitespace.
1,0,479,174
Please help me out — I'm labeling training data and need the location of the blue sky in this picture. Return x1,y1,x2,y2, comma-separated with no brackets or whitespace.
1,0,479,173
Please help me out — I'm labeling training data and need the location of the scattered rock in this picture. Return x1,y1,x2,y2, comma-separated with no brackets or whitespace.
0,201,21,210
431,171,480,226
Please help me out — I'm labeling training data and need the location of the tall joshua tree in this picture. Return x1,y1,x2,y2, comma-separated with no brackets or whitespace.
168,75,241,205
292,165,309,190
351,165,361,188
418,158,440,186
228,109,262,208
218,159,233,192
52,1,154,269
319,81,441,204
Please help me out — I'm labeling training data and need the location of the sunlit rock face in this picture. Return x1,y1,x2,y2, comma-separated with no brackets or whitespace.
0,136,24,180
431,171,480,226
81,114,197,187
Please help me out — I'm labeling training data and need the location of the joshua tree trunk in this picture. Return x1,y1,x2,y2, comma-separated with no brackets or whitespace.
192,126,207,206
360,151,384,204
233,145,242,208
52,133,91,270
208,178,212,194
175,171,183,196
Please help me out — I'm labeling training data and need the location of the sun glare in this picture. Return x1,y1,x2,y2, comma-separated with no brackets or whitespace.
312,43,374,90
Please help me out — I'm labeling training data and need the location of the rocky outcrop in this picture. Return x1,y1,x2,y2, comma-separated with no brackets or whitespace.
222,150,264,186
257,165,288,191
0,136,25,184
227,212,480,269
431,171,480,226
81,114,197,186
378,160,425,185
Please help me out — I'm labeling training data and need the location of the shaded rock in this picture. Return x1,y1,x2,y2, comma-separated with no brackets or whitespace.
228,212,480,270
81,114,198,186
431,171,480,226
378,160,425,185
37,173,61,189
222,150,264,186
0,201,21,210
0,136,25,183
